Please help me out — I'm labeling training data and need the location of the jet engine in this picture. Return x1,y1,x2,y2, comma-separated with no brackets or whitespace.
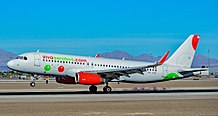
77,72,105,85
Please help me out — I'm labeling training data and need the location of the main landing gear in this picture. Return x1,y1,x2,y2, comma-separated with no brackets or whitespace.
88,85,112,93
89,85,97,93
89,79,112,93
103,86,112,93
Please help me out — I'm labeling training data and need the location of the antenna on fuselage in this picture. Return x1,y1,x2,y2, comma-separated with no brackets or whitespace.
36,49,40,53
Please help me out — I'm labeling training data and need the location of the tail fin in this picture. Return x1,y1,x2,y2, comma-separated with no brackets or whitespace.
165,34,200,68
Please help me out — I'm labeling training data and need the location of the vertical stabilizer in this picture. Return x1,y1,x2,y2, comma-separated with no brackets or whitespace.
165,35,200,68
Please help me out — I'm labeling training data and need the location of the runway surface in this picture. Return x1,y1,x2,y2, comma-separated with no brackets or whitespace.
0,90,217,116
0,79,217,115
0,90,218,102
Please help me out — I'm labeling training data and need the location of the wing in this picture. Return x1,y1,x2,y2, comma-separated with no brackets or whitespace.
84,63,161,78
67,51,170,79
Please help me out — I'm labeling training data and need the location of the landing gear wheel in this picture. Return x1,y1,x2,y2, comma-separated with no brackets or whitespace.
103,86,112,93
30,82,36,87
89,85,97,93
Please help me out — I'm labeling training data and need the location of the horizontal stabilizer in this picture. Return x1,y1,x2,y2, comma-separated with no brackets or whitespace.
179,68,208,75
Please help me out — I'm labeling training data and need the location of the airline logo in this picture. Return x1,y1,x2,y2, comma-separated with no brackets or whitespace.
42,55,87,62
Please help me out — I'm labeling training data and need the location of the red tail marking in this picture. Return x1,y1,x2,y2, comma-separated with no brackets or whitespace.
192,35,200,51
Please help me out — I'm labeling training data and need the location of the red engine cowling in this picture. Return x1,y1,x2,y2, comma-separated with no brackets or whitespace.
77,72,105,85
56,77,76,84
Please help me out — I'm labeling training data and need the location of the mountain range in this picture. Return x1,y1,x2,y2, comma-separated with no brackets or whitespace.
100,50,218,68
0,49,217,71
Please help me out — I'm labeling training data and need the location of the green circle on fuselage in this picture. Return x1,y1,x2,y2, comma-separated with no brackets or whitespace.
44,65,51,71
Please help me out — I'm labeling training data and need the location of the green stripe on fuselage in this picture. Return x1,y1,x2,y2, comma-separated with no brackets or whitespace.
163,73,179,80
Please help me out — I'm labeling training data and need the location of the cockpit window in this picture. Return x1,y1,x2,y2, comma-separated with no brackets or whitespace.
15,56,23,59
24,56,27,60
15,56,27,60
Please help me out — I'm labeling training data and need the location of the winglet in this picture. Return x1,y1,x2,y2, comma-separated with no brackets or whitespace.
95,54,100,58
159,51,170,64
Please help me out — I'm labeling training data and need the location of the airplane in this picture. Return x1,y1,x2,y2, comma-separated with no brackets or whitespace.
7,34,207,93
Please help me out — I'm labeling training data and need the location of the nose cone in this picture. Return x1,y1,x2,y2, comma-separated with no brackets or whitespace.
7,60,14,69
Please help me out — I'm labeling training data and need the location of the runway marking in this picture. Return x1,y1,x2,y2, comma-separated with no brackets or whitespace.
125,112,154,115
83,112,107,115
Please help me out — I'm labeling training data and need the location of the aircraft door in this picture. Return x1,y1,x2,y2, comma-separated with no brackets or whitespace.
34,53,41,66
162,65,168,77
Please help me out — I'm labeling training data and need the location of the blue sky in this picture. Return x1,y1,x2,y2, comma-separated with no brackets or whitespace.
0,0,217,58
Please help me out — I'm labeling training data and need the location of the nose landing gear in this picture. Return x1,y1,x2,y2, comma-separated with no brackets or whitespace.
30,81,36,87
30,74,37,87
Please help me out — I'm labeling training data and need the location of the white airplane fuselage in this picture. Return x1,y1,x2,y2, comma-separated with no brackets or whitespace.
8,52,177,83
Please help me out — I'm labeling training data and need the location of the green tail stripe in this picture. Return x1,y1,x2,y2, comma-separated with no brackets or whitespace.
163,73,179,80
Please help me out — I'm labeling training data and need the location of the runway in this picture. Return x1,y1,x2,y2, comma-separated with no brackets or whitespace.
0,79,218,115
0,87,217,102
0,91,218,102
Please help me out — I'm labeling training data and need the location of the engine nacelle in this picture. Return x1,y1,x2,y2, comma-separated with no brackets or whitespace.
56,77,76,84
77,72,105,85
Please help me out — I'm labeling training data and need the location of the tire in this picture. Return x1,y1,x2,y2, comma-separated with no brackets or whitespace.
89,85,97,93
30,82,36,87
103,86,112,93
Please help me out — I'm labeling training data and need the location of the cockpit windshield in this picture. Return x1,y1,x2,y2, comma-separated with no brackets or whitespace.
15,56,28,60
